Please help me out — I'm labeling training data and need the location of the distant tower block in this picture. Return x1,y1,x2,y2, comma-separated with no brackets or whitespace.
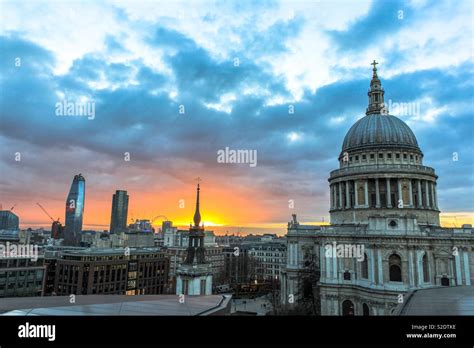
110,190,129,234
64,174,85,246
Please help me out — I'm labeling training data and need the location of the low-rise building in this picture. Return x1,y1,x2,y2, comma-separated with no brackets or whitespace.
82,230,155,248
45,247,169,295
222,245,255,285
244,241,286,281
0,255,46,298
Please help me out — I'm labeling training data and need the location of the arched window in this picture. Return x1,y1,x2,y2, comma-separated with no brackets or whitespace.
422,253,429,283
342,300,355,316
361,253,369,279
362,303,370,316
389,254,402,282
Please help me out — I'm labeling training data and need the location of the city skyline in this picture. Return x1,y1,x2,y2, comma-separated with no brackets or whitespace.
2,169,472,234
0,2,473,342
1,0,473,232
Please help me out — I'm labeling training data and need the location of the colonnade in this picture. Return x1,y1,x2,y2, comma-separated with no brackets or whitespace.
330,178,438,210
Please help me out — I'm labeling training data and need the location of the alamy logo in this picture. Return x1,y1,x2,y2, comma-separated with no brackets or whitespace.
0,242,38,261
381,99,420,117
18,322,56,341
217,147,257,167
55,99,95,120
325,242,365,261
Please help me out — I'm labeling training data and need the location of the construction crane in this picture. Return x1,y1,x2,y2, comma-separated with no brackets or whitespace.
36,202,63,239
36,202,57,222
10,203,17,211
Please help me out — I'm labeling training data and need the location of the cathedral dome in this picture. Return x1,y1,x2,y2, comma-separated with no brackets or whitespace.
341,113,420,152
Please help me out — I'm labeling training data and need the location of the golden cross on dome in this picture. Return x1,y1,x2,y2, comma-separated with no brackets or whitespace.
371,60,378,70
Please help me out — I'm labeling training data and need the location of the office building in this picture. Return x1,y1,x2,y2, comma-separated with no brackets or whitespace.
109,190,129,234
46,247,169,295
0,210,19,230
64,174,85,246
0,255,46,298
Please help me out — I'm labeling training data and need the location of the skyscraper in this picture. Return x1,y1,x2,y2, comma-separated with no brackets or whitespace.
0,210,19,230
64,174,85,246
109,190,129,234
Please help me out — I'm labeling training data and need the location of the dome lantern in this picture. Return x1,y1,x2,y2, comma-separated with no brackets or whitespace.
366,60,386,115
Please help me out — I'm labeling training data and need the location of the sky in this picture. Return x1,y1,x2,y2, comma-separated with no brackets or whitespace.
0,0,473,233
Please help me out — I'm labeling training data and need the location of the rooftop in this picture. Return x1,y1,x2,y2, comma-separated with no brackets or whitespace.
0,294,231,316
394,286,474,315
60,247,165,256
342,113,420,153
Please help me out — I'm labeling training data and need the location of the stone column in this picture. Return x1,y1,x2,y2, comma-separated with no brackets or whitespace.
326,245,331,279
289,244,293,266
463,251,471,286
431,182,436,209
345,181,350,208
369,249,375,283
295,244,298,267
386,178,392,208
375,178,380,208
377,249,383,285
355,181,359,207
331,185,335,209
408,250,415,287
320,245,326,280
429,250,436,284
433,183,438,209
416,250,423,286
364,180,369,207
455,252,462,285
425,181,430,208
397,179,402,208
408,180,413,206
338,182,343,209
176,277,183,295
417,180,423,208
330,185,333,209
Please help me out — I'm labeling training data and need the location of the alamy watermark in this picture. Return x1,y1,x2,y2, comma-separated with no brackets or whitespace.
55,99,95,120
18,322,55,341
325,242,365,261
381,99,420,117
0,242,39,261
217,147,257,167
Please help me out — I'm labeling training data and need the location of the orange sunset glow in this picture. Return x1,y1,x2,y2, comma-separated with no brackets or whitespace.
5,179,474,235
4,177,287,233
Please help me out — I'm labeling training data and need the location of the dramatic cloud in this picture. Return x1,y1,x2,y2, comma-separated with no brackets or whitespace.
0,0,472,230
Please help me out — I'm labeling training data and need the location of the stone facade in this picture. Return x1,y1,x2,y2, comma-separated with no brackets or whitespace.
176,183,213,296
280,63,474,315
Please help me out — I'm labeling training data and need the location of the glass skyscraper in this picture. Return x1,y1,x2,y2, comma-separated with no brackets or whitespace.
0,210,19,230
109,190,129,234
64,174,85,246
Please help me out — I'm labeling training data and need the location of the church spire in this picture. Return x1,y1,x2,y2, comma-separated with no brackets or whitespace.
193,181,201,227
366,60,386,115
